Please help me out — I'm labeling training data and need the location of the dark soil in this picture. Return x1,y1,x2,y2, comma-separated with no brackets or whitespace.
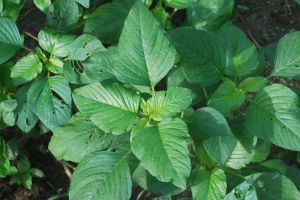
2,0,300,199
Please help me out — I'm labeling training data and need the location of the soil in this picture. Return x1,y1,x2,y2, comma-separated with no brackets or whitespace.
1,0,300,199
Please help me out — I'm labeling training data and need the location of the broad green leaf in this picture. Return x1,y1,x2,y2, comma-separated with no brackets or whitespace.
251,140,271,163
192,168,227,200
49,113,112,163
11,53,43,86
208,80,245,116
21,173,32,189
168,27,232,86
69,151,132,200
73,82,140,135
15,84,38,133
133,164,182,195
187,0,234,31
203,136,237,165
239,77,267,92
67,34,106,61
0,62,14,90
246,84,300,150
0,137,10,177
273,32,300,78
225,173,300,200
0,17,23,64
113,1,176,87
47,0,81,31
0,0,24,21
218,22,264,77
141,87,195,121
0,99,17,126
131,118,190,189
28,76,72,131
38,29,76,57
164,0,198,9
186,107,232,140
33,0,51,12
63,53,114,84
83,1,133,44
75,0,89,8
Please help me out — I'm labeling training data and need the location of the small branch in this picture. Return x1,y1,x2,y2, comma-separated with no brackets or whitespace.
58,160,73,180
24,31,38,41
239,14,261,49
23,46,33,52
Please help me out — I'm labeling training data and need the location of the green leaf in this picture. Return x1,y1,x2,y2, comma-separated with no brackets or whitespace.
15,84,38,133
192,168,227,200
131,118,191,189
141,87,194,121
133,164,182,195
203,136,237,165
73,82,140,135
225,173,300,200
69,151,132,200
0,137,10,178
21,173,32,189
33,0,51,12
0,17,23,64
273,32,300,78
75,0,89,8
47,0,81,31
164,0,198,9
11,53,43,86
239,77,267,92
67,34,105,61
208,80,245,116
251,140,271,163
49,113,112,163
246,84,300,150
45,56,64,74
28,76,72,131
38,29,76,57
0,99,17,126
218,22,264,77
113,1,176,87
186,107,232,140
187,0,234,31
168,27,232,86
83,1,133,44
29,168,44,178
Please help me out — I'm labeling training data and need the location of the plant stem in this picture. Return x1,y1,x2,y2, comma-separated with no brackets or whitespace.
23,46,33,52
24,31,38,41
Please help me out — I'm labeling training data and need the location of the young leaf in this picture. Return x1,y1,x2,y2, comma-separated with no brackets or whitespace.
164,0,198,9
0,17,23,64
141,87,195,121
67,34,106,61
186,107,232,140
11,53,43,86
113,0,176,87
33,0,51,12
38,29,76,57
168,27,232,86
251,140,271,163
0,100,17,126
246,84,300,150
273,32,300,78
192,168,227,200
49,113,112,163
47,0,81,31
239,76,267,92
73,82,140,135
69,151,132,200
218,22,264,77
187,0,234,31
28,76,72,131
208,80,245,116
131,118,191,189
16,84,38,133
